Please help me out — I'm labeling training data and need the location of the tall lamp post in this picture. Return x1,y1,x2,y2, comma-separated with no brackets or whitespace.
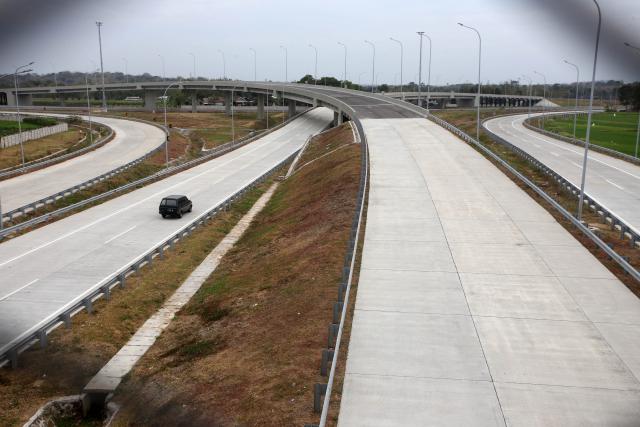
577,0,602,222
563,59,580,140
623,42,640,158
158,54,165,80
162,82,180,168
338,42,347,88
249,48,257,81
458,22,482,142
13,62,34,167
95,21,107,111
364,40,376,93
521,74,533,119
417,32,425,107
188,52,196,79
389,37,404,100
218,50,227,79
534,70,547,129
308,44,318,85
424,33,433,112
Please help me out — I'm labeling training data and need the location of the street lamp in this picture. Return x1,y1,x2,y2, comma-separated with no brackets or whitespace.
424,33,433,113
249,48,257,81
563,59,580,140
364,40,375,93
122,58,128,83
13,62,34,167
521,74,533,119
188,52,196,79
158,54,165,80
95,21,107,111
417,32,425,107
534,70,547,129
389,37,404,100
162,81,181,168
458,22,482,142
308,44,319,85
279,45,288,82
338,42,347,88
623,42,640,158
218,50,227,79
577,0,602,222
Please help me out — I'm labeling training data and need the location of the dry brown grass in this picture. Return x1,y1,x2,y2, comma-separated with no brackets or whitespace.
110,123,359,426
0,128,84,170
0,183,271,427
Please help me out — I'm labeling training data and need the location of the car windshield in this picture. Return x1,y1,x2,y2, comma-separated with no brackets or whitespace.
163,199,177,206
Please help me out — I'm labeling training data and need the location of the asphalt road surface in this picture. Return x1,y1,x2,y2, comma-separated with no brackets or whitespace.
0,113,165,212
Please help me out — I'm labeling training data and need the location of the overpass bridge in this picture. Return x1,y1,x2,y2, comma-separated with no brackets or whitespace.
0,81,544,115
384,91,544,108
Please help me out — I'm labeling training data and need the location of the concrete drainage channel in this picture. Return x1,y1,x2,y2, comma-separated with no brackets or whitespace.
0,109,310,239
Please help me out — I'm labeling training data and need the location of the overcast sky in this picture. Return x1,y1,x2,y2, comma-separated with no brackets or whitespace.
1,0,639,85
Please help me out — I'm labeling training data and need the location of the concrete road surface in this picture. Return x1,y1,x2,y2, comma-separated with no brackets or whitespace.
338,117,640,426
0,113,165,212
484,113,640,235
0,107,333,361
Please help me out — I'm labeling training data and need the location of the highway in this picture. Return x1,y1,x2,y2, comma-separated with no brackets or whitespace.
484,113,640,234
0,113,165,213
337,112,640,424
0,107,333,363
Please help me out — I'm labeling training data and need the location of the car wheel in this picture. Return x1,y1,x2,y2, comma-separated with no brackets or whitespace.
161,214,166,218
188,205,192,212
178,211,183,218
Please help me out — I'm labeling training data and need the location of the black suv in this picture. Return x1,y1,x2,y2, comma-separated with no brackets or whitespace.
159,195,192,218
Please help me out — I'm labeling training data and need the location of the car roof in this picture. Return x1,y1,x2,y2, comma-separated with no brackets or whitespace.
163,195,186,200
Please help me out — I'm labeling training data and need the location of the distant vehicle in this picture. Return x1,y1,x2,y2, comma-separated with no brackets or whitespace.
124,96,142,102
159,195,192,218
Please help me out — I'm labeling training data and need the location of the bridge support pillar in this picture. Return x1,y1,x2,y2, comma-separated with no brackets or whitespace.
144,91,159,112
224,92,232,116
4,92,32,107
333,111,343,126
256,94,265,120
287,99,296,118
191,92,198,113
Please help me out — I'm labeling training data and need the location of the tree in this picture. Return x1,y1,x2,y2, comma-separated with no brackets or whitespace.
619,82,640,111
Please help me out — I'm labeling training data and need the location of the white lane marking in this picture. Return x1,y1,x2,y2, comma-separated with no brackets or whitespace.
570,162,583,169
507,116,640,181
551,152,560,157
534,144,541,148
0,111,329,268
606,179,625,190
104,225,137,244
0,279,39,301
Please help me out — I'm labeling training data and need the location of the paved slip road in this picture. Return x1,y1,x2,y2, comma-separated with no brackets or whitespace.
0,113,166,212
0,107,333,360
335,112,640,424
484,113,640,235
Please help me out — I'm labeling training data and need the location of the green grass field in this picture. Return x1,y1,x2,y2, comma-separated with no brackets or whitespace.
542,112,639,156
0,120,42,138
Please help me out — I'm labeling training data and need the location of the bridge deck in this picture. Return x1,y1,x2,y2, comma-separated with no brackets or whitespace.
338,117,640,426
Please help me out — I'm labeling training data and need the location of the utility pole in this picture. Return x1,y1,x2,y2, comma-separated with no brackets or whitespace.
417,32,424,107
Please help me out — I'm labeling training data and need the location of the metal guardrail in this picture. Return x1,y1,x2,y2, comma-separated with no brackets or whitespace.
0,150,299,369
0,123,113,180
482,116,640,248
429,114,640,283
0,109,308,240
308,118,368,427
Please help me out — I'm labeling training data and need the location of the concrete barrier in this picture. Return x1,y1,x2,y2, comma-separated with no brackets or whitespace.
1,123,68,148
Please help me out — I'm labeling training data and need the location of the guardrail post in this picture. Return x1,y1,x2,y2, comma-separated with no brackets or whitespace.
37,329,48,348
101,285,111,301
313,383,327,413
328,323,339,349
83,298,93,314
118,272,126,289
333,302,343,324
145,253,153,266
320,349,335,376
59,312,72,328
8,348,18,369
